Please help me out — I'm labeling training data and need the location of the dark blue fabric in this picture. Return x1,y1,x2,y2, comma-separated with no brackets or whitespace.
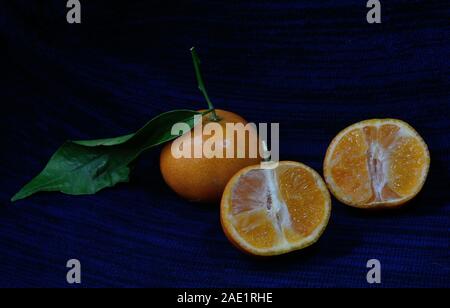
1,1,449,287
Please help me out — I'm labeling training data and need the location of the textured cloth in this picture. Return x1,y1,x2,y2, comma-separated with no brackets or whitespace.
0,1,449,287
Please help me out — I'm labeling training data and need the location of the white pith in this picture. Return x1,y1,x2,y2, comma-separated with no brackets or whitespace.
367,140,387,201
367,125,414,202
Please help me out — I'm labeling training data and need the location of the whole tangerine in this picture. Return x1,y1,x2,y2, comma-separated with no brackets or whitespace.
160,109,261,203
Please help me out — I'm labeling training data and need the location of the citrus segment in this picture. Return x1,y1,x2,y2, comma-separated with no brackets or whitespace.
279,167,327,237
388,136,428,197
324,119,430,208
329,129,373,204
378,124,400,148
233,210,279,249
221,162,331,256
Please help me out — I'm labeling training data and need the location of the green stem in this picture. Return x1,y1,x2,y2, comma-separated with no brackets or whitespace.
190,47,219,121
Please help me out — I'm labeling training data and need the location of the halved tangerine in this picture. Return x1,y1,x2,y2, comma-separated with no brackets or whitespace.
324,119,430,208
221,161,331,256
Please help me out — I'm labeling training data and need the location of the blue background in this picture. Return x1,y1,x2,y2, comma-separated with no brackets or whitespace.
1,0,449,287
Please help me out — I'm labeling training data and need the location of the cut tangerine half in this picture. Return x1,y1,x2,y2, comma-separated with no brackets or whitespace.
324,119,430,208
221,161,331,256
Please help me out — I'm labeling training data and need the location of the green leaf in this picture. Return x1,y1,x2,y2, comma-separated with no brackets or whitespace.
11,109,202,202
73,133,134,147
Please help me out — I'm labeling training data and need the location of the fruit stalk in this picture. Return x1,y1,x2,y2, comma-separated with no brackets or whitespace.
190,47,219,121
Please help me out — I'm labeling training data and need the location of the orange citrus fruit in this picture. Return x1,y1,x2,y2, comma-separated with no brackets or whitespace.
324,119,430,208
221,161,331,256
160,109,260,203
